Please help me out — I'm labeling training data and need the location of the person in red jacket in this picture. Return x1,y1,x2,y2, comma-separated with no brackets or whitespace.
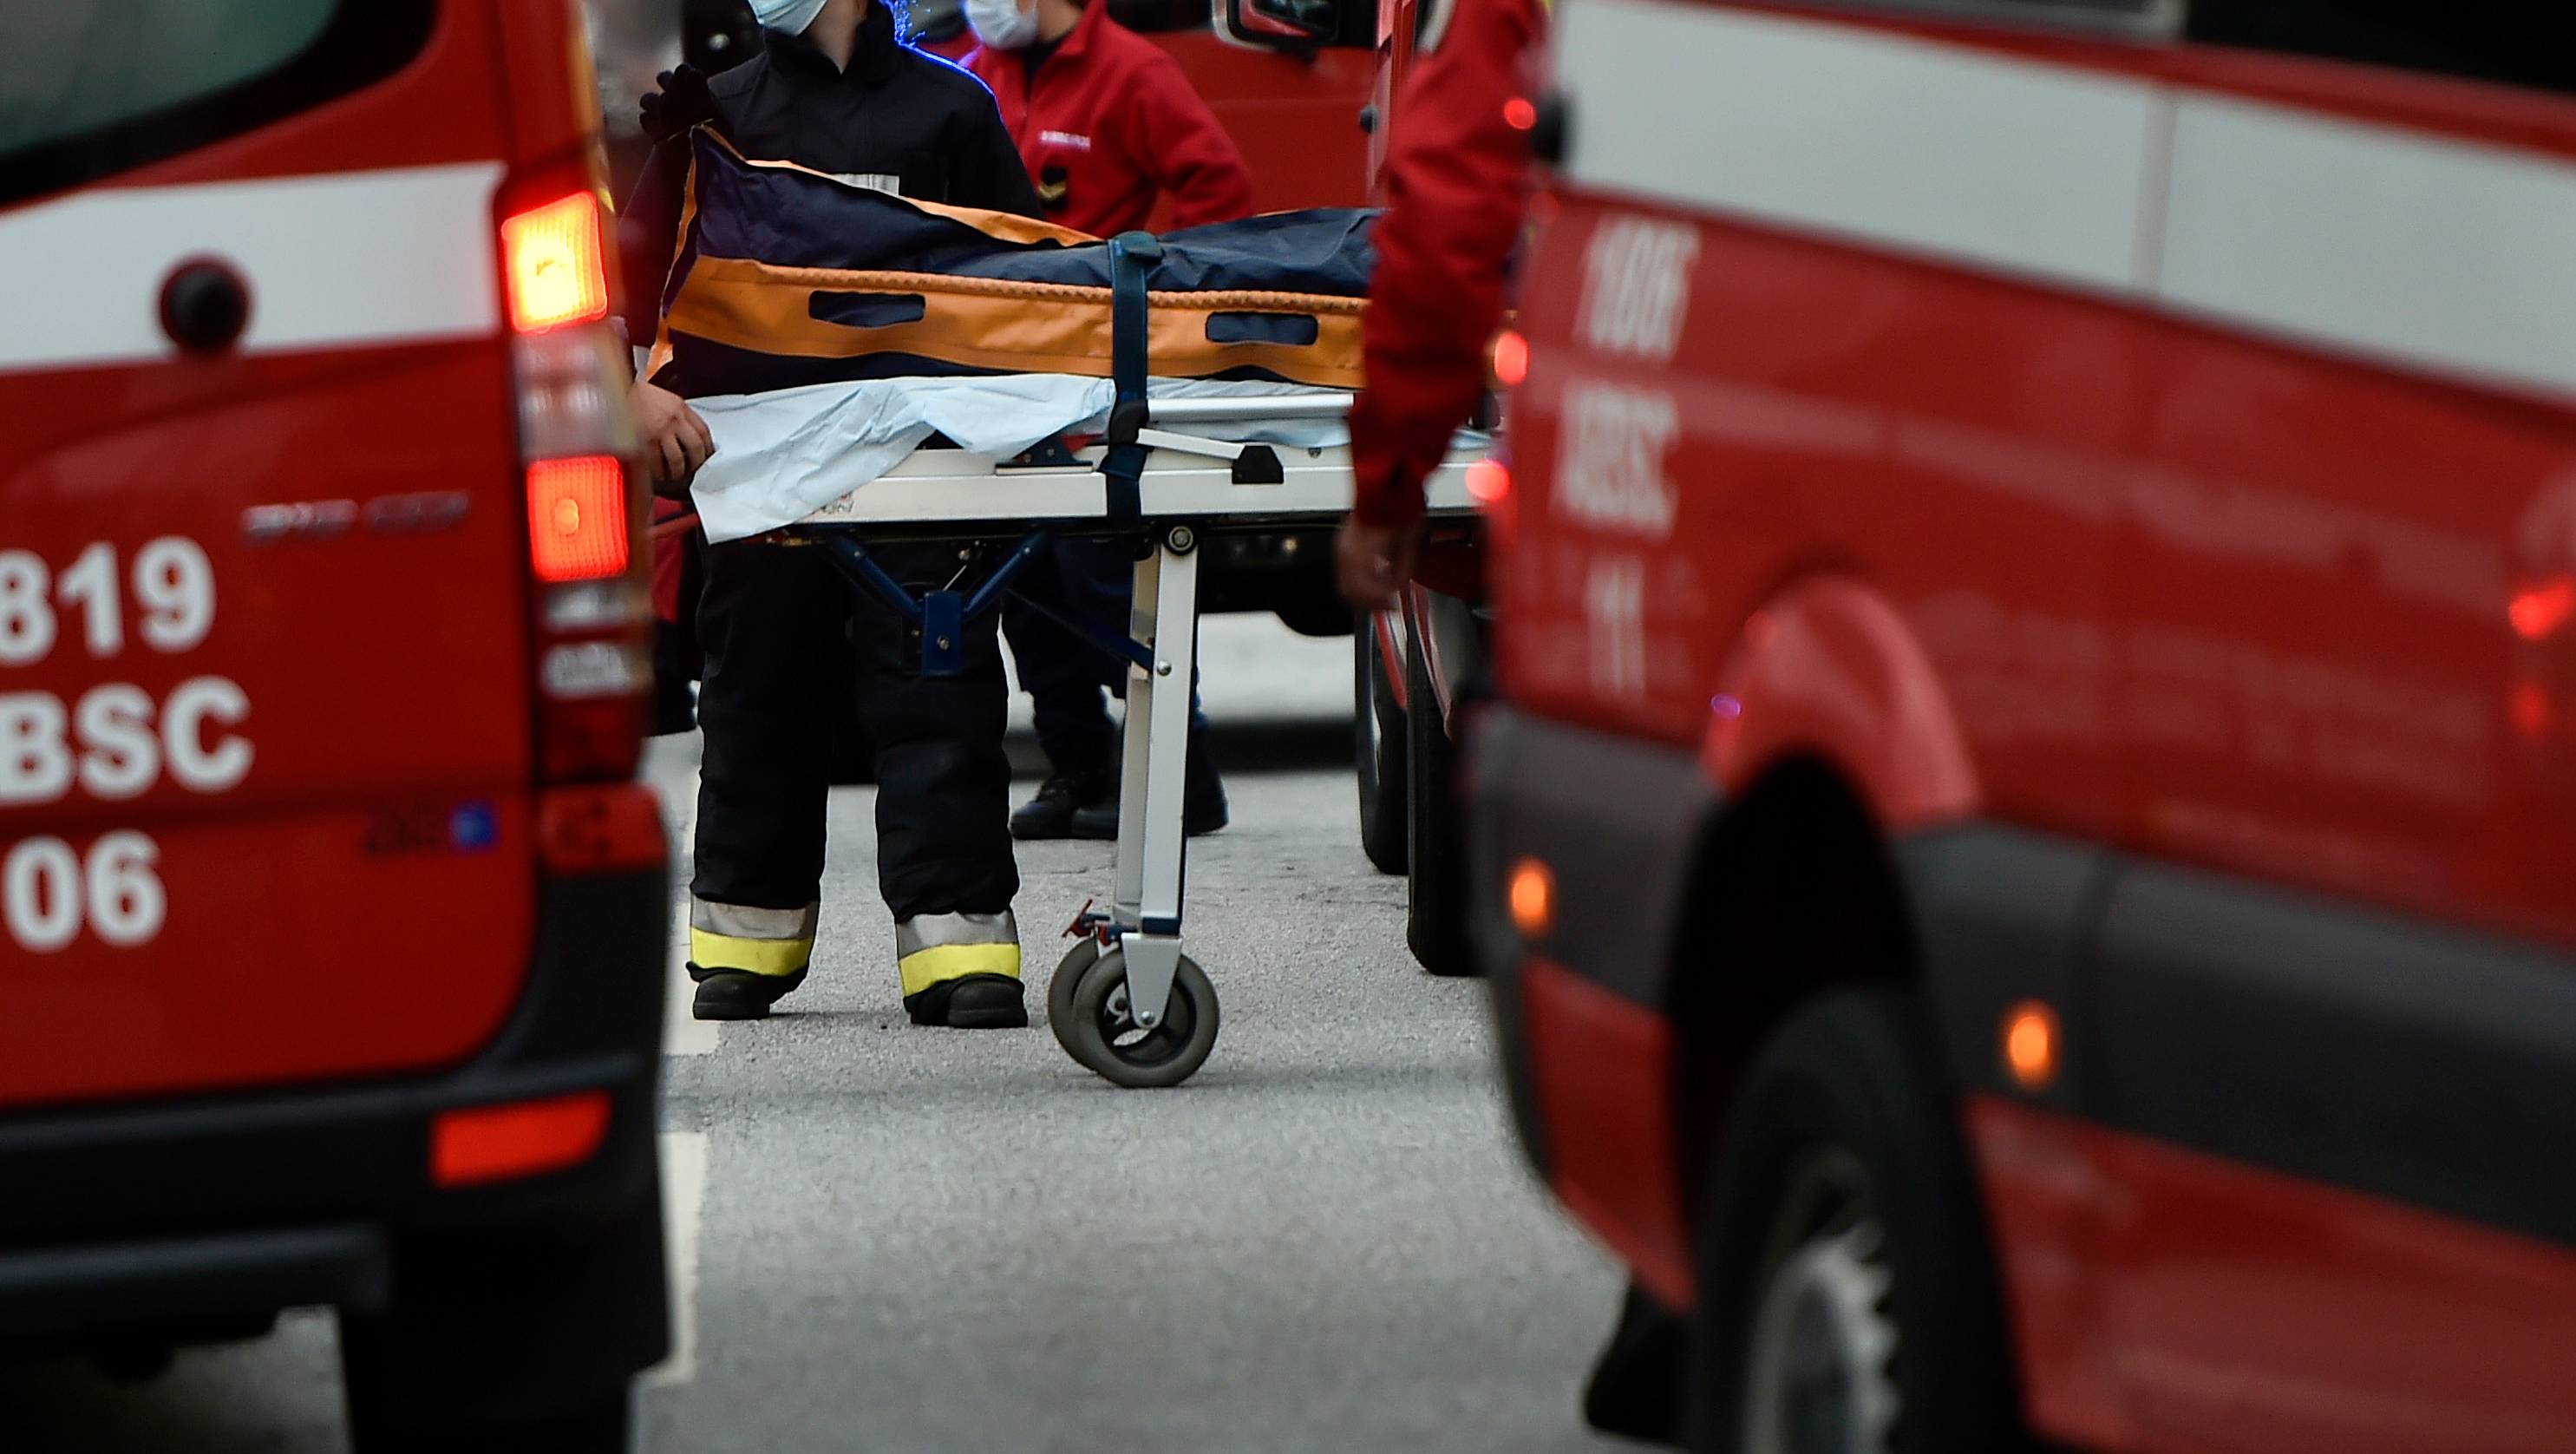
1336,0,1544,610
959,0,1254,234
1330,0,1684,1441
963,0,1256,839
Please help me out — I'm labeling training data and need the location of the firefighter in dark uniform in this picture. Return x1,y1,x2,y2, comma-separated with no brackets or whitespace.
619,0,1048,1026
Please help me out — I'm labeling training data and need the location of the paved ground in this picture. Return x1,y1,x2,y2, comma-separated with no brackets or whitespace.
6,617,1631,1454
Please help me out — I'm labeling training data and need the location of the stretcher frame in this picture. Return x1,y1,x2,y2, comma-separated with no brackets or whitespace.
769,234,1481,1085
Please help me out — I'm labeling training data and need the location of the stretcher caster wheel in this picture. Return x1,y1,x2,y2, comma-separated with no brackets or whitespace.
1047,938,1103,1032
1053,949,1219,1088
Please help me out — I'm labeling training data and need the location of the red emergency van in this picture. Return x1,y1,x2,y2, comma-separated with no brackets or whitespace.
2,3,669,1447
1464,2,2576,1451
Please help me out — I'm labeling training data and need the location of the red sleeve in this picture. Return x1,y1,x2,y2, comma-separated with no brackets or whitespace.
1346,0,1543,528
1130,54,1255,228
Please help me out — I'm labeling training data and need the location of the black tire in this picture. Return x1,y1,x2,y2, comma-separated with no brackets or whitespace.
348,1382,631,1454
1355,620,1409,876
1403,628,1475,976
1684,988,2025,1454
343,1191,664,1454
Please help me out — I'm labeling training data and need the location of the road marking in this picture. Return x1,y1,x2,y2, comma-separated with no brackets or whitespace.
664,920,717,1055
651,1130,709,1387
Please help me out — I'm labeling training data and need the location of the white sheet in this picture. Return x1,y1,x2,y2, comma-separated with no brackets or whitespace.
685,375,1356,543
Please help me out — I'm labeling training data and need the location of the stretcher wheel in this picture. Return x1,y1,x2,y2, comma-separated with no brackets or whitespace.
1047,938,1103,1035
1055,949,1219,1088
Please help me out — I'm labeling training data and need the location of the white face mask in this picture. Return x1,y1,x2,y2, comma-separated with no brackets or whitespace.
964,0,1039,50
752,0,828,33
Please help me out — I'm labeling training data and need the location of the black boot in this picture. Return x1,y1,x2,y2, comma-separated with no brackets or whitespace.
1069,737,1226,839
1581,1282,1688,1444
1010,765,1115,841
903,973,1030,1028
689,964,807,1021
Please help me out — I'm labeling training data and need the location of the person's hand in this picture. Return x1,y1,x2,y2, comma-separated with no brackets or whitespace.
634,381,715,496
638,63,720,145
1337,517,1424,611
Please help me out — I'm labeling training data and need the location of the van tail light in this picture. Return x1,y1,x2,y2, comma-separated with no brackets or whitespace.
502,174,648,790
527,456,629,582
501,193,610,334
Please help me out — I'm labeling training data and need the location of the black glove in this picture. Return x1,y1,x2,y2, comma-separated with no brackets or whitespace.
638,64,722,146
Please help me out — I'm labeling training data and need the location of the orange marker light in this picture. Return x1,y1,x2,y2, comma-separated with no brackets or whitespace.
432,1090,611,1188
1490,329,1529,387
1507,857,1556,939
2001,1000,2061,1091
1503,96,1538,131
2509,576,2576,641
501,192,610,333
526,455,629,583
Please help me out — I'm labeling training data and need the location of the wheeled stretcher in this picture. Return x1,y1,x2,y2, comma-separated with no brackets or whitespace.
770,240,1480,1088
659,137,1483,1084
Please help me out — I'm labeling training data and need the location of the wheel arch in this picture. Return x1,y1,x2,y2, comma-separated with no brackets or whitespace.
1661,752,1927,1245
1702,573,1981,833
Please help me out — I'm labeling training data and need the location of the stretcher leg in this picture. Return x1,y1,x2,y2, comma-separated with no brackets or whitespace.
1049,524,1220,1087
1115,526,1198,1028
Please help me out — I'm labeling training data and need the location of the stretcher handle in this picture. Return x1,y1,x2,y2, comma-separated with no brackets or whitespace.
1144,394,1356,426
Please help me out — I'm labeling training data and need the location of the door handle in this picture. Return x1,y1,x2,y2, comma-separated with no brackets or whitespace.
160,258,251,354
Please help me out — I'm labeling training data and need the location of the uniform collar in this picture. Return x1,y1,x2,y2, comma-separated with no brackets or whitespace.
765,3,906,86
1050,0,1108,65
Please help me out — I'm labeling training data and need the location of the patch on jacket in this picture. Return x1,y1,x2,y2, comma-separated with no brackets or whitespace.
1038,130,1093,152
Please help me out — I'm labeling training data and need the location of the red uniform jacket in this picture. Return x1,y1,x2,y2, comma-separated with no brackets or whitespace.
964,1,1254,237
1346,0,1546,528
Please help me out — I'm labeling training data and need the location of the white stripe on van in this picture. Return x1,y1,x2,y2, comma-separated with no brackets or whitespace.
1553,0,2576,398
0,161,507,374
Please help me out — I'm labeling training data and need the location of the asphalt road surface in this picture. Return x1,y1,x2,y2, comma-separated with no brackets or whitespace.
6,617,1632,1454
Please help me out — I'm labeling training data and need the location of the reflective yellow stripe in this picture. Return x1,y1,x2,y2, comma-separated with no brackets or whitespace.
690,927,813,977
898,940,1022,997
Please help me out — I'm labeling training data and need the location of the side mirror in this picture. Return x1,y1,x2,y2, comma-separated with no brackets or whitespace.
1214,0,1338,49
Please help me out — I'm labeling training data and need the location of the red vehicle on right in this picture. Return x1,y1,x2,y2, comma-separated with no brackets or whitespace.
1471,2,2576,1450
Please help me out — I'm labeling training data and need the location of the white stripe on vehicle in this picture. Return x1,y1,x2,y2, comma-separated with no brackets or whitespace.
1552,0,2576,397
0,162,506,374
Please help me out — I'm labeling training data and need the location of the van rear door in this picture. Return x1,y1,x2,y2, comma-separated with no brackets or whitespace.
0,1,559,1108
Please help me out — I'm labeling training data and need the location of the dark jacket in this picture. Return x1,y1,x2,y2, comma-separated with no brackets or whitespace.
618,3,1043,345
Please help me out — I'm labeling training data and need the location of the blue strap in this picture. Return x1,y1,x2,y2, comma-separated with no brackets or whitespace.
1100,231,1161,524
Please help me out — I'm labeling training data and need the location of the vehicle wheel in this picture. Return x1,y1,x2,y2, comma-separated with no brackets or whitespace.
1046,935,1103,1035
1684,988,2025,1454
347,1383,631,1453
1403,629,1475,976
1055,949,1220,1088
1355,619,1409,875
343,1189,664,1454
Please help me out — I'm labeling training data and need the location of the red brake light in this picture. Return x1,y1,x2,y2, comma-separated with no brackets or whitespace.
1467,459,1511,506
1491,329,1529,388
526,455,629,582
501,192,609,334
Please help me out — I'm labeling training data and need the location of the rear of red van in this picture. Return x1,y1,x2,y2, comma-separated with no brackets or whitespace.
0,3,668,1446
